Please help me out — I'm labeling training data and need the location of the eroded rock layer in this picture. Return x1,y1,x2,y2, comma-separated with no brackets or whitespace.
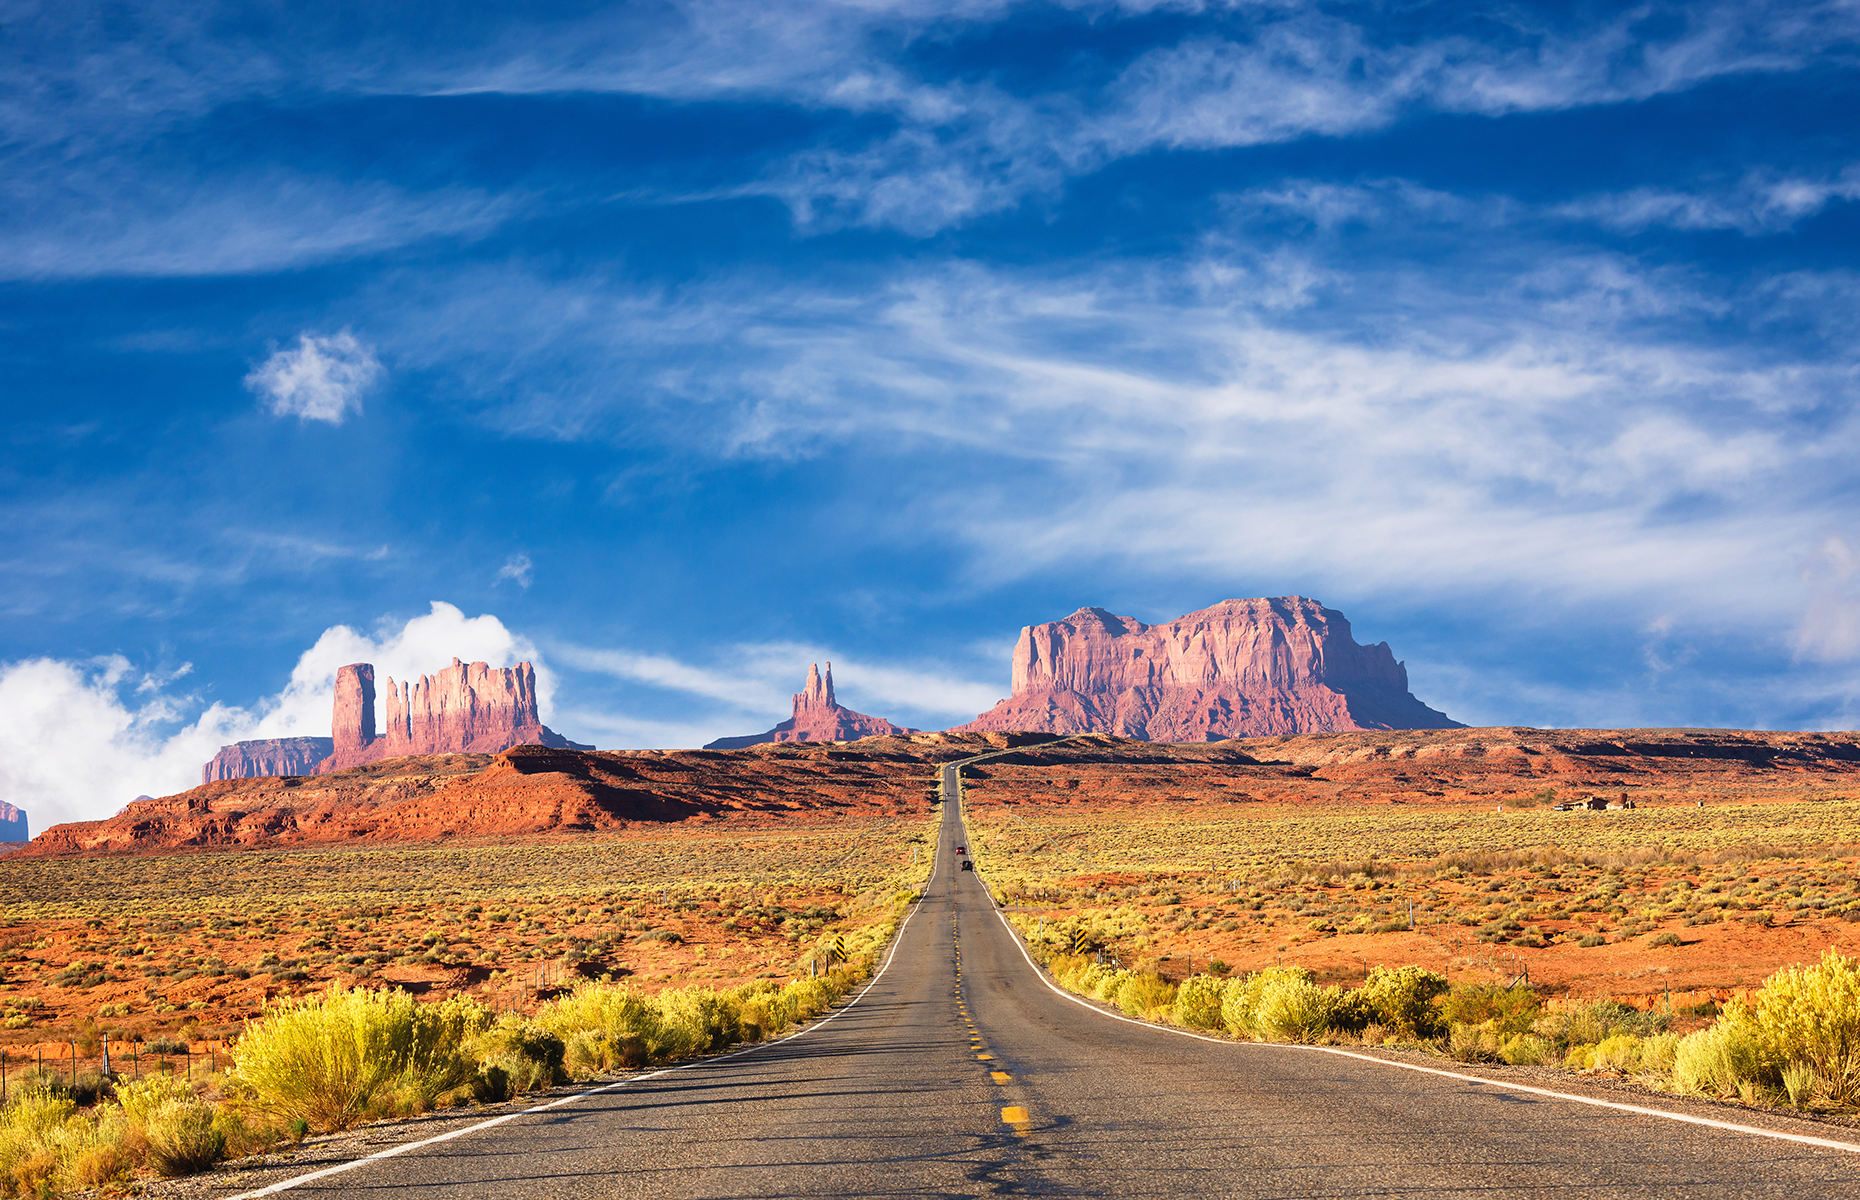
202,738,336,784
15,733,1053,856
955,597,1459,740
706,662,920,749
319,658,591,772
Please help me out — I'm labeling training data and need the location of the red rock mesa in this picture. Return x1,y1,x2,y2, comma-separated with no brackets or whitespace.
953,597,1460,740
199,658,590,781
203,737,334,784
706,662,921,749
317,659,591,772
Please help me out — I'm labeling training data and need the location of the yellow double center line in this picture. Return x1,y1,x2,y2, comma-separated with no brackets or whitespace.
956,926,1029,1134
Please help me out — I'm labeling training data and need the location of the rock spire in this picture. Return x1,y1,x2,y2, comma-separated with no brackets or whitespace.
705,662,920,749
199,657,592,782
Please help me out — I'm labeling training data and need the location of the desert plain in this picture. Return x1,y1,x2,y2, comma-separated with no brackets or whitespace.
5,725,1860,1078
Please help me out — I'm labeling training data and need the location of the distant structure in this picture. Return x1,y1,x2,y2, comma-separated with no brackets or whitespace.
0,802,27,842
204,738,334,784
317,658,591,773
706,663,919,749
200,658,591,782
953,596,1461,740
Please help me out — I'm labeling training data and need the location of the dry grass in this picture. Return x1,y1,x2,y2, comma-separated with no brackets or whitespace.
0,814,936,1060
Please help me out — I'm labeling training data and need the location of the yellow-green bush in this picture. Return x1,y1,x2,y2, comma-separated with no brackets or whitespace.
1566,1033,1647,1073
1222,967,1345,1043
1671,1010,1765,1099
113,1074,224,1176
1357,966,1447,1039
1751,950,1860,1104
535,965,867,1080
1439,983,1540,1037
0,1089,84,1197
1172,976,1226,1031
469,1015,567,1095
1113,974,1177,1020
231,986,491,1131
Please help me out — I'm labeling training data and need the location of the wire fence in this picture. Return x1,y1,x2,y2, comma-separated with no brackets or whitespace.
0,1040,230,1103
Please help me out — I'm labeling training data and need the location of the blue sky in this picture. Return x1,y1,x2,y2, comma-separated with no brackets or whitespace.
5,1,1860,827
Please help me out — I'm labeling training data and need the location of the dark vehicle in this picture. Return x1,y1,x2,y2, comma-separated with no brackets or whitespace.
961,861,974,871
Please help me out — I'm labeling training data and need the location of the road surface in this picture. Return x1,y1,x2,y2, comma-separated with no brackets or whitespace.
224,756,1860,1198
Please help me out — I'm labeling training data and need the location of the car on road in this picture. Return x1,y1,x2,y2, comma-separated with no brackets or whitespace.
956,845,966,853
961,861,974,871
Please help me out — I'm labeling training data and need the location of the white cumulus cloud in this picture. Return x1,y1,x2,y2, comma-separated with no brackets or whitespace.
0,602,546,835
245,329,383,424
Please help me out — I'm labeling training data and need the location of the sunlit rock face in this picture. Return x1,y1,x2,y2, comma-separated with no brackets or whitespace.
953,597,1461,741
200,658,589,781
318,658,591,771
202,738,335,783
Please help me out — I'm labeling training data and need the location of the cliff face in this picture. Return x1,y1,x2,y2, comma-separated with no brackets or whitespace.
318,658,591,772
954,597,1460,740
0,802,26,842
706,663,921,749
200,658,591,782
203,738,335,784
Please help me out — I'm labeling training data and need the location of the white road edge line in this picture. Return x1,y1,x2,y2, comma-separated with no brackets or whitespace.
969,808,1860,1158
221,804,947,1198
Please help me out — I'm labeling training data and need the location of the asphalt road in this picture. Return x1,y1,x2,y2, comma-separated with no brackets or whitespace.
226,758,1860,1198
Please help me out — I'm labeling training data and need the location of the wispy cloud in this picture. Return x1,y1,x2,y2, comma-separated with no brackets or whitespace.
553,638,1000,731
358,226,1860,661
8,1,1858,265
495,554,534,589
246,330,383,424
1554,168,1860,234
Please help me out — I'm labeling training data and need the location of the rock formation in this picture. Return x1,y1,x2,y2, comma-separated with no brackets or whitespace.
202,738,335,784
316,658,591,772
0,802,26,842
200,658,590,782
706,663,921,749
953,597,1460,740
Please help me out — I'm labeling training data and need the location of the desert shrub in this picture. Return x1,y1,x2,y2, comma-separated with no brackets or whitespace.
1113,974,1177,1020
653,986,741,1057
1533,1000,1667,1059
1438,983,1540,1037
1357,966,1448,1039
1639,1032,1680,1075
1171,976,1226,1031
1671,1010,1765,1099
1750,951,1860,1104
1566,1033,1646,1073
232,986,491,1131
0,1089,82,1196
1222,968,1347,1043
140,1096,225,1177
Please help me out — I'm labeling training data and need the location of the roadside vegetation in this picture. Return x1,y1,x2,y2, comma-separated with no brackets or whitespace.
0,809,937,1196
1028,943,1860,1114
964,778,1860,1120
